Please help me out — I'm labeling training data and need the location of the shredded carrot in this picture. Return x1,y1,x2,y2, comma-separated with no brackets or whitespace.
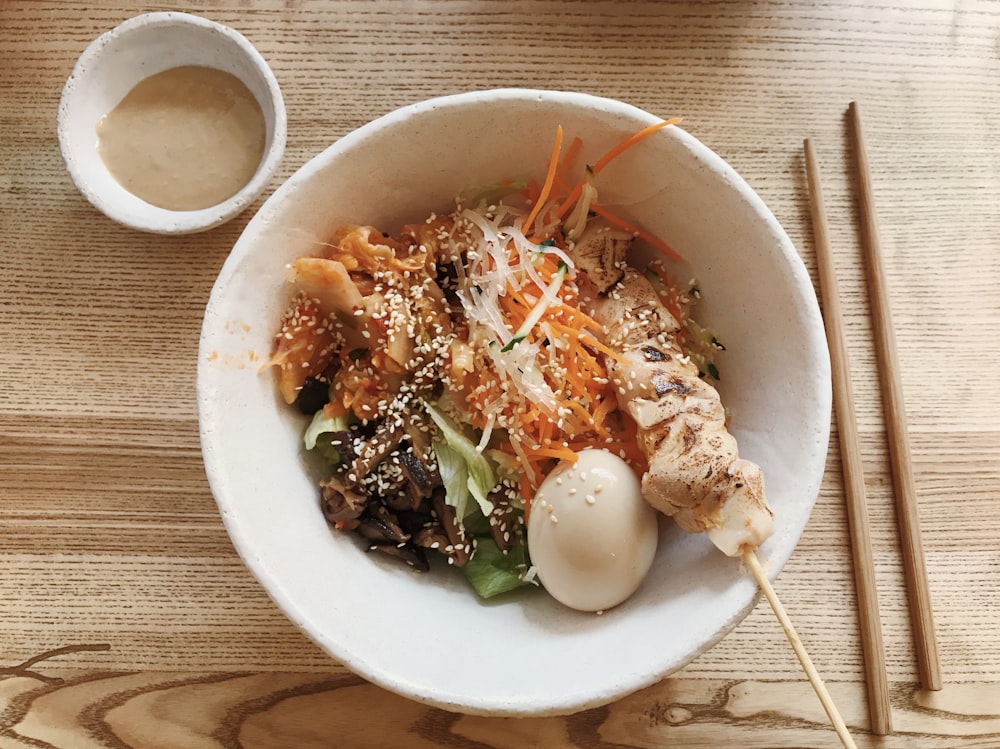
538,413,554,446
594,117,683,173
591,394,616,433
557,116,682,219
545,317,628,366
528,445,578,462
552,135,583,195
522,125,563,237
588,203,684,263
455,121,691,493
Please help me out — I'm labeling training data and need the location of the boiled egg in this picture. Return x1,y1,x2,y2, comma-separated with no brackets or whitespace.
527,448,659,612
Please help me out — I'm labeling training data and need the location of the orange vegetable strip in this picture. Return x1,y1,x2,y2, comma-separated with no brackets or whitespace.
557,136,583,181
589,203,684,263
522,126,564,237
561,365,589,401
522,179,540,206
528,445,578,462
539,318,608,376
500,300,528,330
592,117,683,175
538,412,554,446
552,135,584,196
591,394,616,431
557,117,682,219
545,317,627,366
551,303,606,334
566,397,611,438
520,406,540,425
504,282,532,310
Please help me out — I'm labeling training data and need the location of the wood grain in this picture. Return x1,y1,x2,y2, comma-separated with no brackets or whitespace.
805,137,891,735
850,100,942,694
2,0,1000,745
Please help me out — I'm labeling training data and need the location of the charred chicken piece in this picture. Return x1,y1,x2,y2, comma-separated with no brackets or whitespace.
576,260,773,556
569,219,633,294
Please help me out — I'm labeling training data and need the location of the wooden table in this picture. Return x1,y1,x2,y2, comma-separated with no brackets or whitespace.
2,2,999,746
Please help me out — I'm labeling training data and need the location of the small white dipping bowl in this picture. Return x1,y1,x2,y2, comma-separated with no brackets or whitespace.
198,90,832,716
57,12,286,234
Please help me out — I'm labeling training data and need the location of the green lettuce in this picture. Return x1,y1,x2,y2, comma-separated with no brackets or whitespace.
424,402,495,517
464,537,534,599
303,410,354,465
434,440,473,521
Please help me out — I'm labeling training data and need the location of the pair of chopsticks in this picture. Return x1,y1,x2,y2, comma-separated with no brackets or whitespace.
804,102,942,737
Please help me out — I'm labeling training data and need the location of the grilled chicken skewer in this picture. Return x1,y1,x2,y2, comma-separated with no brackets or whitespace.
570,221,858,749
571,222,773,556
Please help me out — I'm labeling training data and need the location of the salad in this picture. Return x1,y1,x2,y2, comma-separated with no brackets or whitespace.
268,121,721,600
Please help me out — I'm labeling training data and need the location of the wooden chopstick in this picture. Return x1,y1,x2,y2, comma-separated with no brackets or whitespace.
848,101,942,692
804,138,893,735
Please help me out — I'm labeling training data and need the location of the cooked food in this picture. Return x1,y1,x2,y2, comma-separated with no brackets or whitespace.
528,448,658,611
269,120,772,608
579,266,774,556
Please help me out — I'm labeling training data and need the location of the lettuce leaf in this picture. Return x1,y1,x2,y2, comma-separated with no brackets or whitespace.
464,537,534,599
434,440,472,521
425,402,496,516
303,410,353,449
303,410,355,465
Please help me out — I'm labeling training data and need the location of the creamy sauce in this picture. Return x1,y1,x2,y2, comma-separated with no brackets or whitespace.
97,66,265,211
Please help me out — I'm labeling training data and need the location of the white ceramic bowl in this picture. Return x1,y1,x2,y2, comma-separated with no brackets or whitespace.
198,90,831,715
57,12,286,234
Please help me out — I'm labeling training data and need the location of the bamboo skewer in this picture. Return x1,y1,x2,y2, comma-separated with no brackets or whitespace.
743,550,858,749
849,101,942,692
804,138,893,735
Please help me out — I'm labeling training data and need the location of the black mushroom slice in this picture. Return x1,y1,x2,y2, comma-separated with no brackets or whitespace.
397,449,440,507
324,430,359,464
319,474,367,530
413,525,451,555
404,409,435,466
374,457,411,511
294,376,331,415
348,418,406,485
358,501,430,572
367,541,430,572
395,507,436,536
356,504,410,545
430,488,473,567
398,409,443,508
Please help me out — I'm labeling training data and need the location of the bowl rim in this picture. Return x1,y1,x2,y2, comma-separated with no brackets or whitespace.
198,88,833,715
57,11,287,235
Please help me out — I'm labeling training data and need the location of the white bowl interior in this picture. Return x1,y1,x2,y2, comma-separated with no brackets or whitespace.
198,89,831,715
58,11,286,234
